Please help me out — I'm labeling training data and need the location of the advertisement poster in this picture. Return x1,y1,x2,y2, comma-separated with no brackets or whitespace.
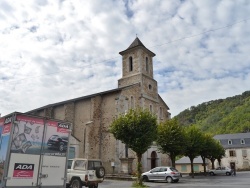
0,117,11,186
10,115,44,155
43,120,70,157
6,153,40,187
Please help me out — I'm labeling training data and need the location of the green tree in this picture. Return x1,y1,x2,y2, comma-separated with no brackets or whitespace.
109,108,157,186
174,90,250,134
214,141,225,166
184,125,204,178
207,140,225,169
156,118,186,167
199,134,215,175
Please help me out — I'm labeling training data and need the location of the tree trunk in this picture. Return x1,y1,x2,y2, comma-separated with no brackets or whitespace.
136,153,143,186
190,158,194,178
170,153,176,168
211,159,215,169
218,158,221,166
201,156,207,175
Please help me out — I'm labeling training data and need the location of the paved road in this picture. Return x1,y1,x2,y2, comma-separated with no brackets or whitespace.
99,171,250,188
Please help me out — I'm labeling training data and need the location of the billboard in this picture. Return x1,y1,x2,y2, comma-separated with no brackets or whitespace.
0,113,71,187
10,115,44,155
43,120,70,157
0,116,12,186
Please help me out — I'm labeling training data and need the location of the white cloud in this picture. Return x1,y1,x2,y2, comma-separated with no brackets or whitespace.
0,0,250,117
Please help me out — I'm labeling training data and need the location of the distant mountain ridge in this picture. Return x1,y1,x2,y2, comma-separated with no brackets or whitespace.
174,91,250,135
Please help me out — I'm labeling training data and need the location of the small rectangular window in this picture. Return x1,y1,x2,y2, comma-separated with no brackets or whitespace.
193,165,199,172
242,150,247,157
149,105,153,113
129,56,133,71
181,165,187,172
146,57,149,72
159,107,163,119
229,150,236,157
68,147,75,159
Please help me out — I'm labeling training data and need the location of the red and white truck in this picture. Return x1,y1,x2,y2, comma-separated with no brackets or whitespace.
0,112,71,188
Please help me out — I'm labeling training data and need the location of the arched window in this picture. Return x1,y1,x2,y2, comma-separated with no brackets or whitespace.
148,84,152,90
146,57,149,72
228,140,232,145
150,105,153,113
130,96,134,109
129,56,133,71
241,139,245,145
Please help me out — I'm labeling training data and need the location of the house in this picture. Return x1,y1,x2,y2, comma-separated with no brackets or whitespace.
214,133,250,170
175,156,208,173
26,37,171,174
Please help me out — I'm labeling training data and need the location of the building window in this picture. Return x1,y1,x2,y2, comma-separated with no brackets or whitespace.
159,107,163,119
193,165,199,172
146,57,149,72
181,165,187,172
242,149,247,157
130,96,134,109
148,84,152,90
149,105,153,113
229,150,236,157
243,161,249,168
68,147,76,159
228,140,232,145
241,139,245,144
129,56,133,71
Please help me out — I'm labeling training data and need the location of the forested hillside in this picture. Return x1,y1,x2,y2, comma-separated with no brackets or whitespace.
174,91,250,135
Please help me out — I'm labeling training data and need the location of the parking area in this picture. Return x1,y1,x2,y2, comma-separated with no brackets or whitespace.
99,171,250,188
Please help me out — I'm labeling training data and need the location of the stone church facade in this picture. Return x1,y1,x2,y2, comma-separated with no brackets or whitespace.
27,37,171,174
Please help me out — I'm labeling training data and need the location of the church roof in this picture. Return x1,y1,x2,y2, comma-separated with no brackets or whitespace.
119,37,155,56
127,37,146,49
26,84,139,114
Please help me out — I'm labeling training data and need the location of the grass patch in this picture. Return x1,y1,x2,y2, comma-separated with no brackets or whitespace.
131,181,149,188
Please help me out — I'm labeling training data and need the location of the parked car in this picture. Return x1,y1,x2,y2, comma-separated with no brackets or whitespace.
67,158,105,188
209,166,232,176
141,166,180,183
47,135,68,151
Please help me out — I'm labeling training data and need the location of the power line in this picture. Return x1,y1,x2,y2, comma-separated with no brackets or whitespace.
2,56,120,84
151,18,250,48
2,18,249,84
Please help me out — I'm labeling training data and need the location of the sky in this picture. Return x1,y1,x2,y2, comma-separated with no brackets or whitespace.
0,0,250,117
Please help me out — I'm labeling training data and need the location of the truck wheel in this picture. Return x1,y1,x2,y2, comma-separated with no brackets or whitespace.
95,167,105,178
71,178,82,188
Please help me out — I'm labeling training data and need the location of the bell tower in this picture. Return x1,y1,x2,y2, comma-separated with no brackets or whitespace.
118,37,159,101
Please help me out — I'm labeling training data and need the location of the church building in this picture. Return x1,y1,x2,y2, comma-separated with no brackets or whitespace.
27,37,171,174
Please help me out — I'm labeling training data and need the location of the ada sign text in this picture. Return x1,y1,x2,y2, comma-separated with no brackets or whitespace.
13,163,35,178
